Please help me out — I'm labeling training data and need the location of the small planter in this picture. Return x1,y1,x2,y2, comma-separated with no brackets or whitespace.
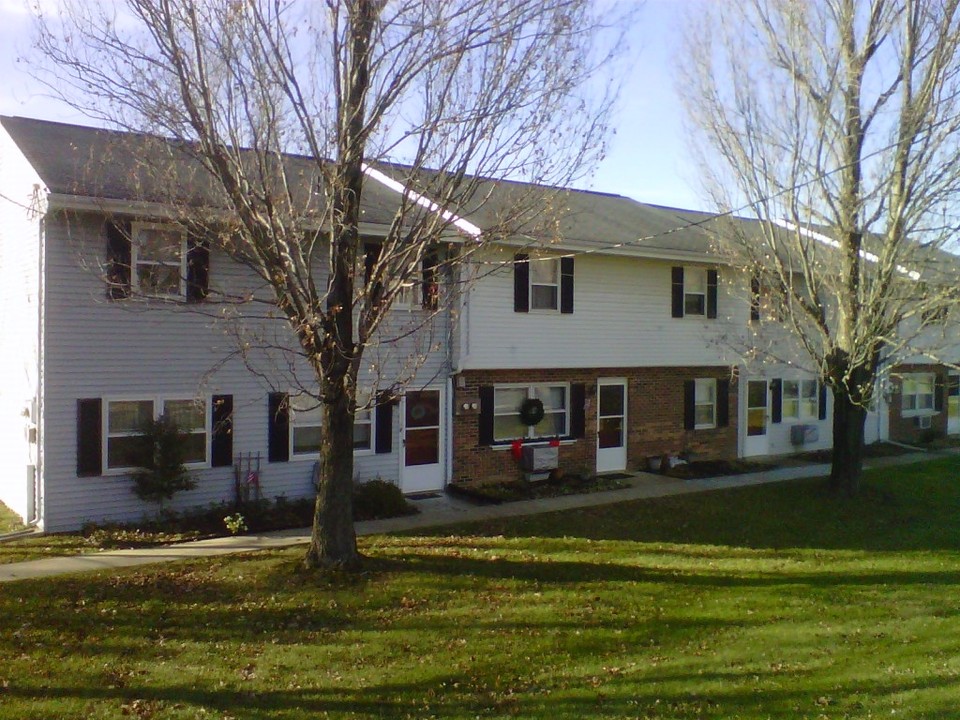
647,455,663,472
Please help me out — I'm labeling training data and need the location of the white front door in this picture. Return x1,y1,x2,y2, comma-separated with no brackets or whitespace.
949,374,960,435
400,388,444,493
596,379,627,473
743,380,769,457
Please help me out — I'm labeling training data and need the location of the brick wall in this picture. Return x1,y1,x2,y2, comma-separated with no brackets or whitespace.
451,366,738,485
887,363,948,444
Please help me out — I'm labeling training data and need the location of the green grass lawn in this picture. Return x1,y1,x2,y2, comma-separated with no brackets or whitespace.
2,458,960,719
0,501,26,534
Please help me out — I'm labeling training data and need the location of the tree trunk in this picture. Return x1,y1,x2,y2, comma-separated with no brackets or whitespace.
305,386,360,569
828,388,867,497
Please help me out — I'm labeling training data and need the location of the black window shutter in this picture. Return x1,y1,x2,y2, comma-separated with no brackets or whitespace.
422,250,439,310
771,379,783,423
707,269,718,319
375,392,394,454
560,257,575,314
717,379,730,427
77,398,103,476
671,266,684,318
211,394,233,467
750,276,761,322
935,375,945,412
478,386,495,445
683,380,695,429
818,383,828,420
105,220,132,300
186,234,210,303
268,392,290,462
514,254,530,313
570,383,586,438
364,243,381,284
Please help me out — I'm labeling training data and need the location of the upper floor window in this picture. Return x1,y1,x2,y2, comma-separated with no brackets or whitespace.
514,254,574,314
672,266,717,319
530,258,560,311
902,373,935,416
131,222,186,299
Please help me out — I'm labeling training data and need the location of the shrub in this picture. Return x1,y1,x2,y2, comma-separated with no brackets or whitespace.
130,414,197,505
353,479,418,521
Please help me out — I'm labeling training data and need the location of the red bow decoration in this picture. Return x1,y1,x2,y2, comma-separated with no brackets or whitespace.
511,439,523,460
549,438,561,448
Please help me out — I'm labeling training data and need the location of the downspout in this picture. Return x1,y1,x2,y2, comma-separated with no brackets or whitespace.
29,213,45,528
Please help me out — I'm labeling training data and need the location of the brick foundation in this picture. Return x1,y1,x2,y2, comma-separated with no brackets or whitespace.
451,366,738,485
887,363,949,444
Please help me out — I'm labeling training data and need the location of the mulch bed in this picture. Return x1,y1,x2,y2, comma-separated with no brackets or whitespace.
661,459,777,480
446,474,631,505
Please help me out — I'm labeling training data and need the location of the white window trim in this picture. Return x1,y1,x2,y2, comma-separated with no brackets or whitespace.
492,382,570,442
103,395,211,475
781,379,819,422
694,378,716,430
529,257,561,312
353,407,375,456
901,373,937,418
684,267,708,317
288,393,377,460
131,221,188,300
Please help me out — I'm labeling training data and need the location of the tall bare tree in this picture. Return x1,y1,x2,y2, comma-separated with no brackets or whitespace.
31,0,628,567
680,0,960,495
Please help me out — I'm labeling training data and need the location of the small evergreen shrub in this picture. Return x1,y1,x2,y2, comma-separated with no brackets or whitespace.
130,414,197,505
353,479,418,521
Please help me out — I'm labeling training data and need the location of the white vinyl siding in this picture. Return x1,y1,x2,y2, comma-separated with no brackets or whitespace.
37,213,449,531
459,250,738,370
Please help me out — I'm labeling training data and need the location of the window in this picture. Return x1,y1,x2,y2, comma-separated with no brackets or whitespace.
353,408,373,451
902,373,935,415
782,379,819,420
685,268,707,316
106,397,208,470
131,222,186,298
289,394,324,457
694,378,716,429
493,384,568,441
530,258,560,311
288,393,376,456
672,266,717,319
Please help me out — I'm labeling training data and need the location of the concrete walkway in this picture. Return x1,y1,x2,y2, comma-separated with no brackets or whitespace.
0,451,945,584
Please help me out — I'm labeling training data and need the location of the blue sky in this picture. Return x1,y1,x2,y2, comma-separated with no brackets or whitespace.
0,0,702,211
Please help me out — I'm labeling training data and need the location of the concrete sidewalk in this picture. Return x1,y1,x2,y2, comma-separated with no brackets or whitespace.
0,451,943,584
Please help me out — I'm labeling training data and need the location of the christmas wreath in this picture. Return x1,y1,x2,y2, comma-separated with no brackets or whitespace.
518,397,545,426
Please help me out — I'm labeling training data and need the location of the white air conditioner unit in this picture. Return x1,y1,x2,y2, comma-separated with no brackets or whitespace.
521,445,559,472
790,424,820,446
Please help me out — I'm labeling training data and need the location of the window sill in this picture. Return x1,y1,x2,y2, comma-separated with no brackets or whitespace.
490,439,577,450
901,410,938,418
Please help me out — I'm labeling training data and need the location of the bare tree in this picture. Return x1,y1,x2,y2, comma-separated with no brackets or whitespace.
31,0,628,567
680,0,960,495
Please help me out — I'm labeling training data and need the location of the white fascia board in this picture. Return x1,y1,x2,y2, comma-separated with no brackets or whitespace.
361,164,483,240
490,234,727,265
773,218,921,281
